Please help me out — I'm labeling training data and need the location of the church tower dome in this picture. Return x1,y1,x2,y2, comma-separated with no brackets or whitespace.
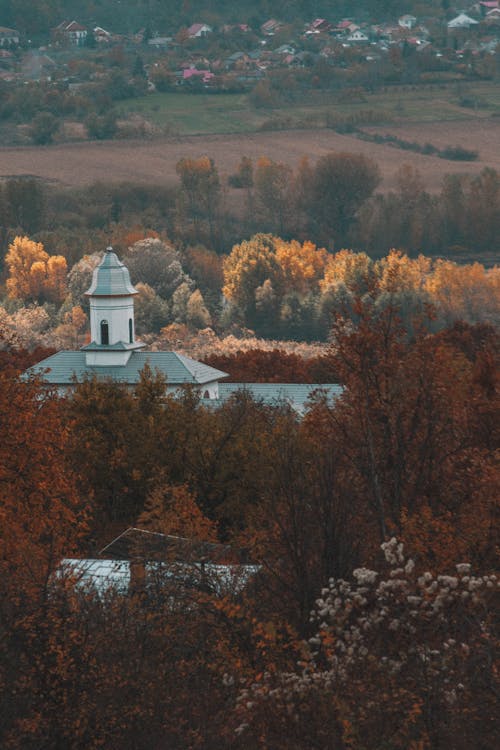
82,247,145,366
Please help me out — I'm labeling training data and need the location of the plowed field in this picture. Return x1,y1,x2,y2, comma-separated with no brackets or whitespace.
1,121,498,192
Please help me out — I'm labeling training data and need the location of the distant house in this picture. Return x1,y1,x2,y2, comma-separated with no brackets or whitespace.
261,19,283,36
274,44,295,55
0,48,13,66
148,36,170,49
93,26,112,44
187,23,212,38
222,23,250,34
332,20,353,34
399,15,417,30
347,30,370,44
307,18,332,33
53,20,88,45
485,7,500,23
447,14,479,29
480,0,499,14
0,26,19,46
182,67,214,84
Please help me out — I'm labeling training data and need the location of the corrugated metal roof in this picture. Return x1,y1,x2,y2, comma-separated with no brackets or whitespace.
85,250,137,297
212,383,343,412
27,351,228,385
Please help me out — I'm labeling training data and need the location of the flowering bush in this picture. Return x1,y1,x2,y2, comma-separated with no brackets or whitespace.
236,539,498,749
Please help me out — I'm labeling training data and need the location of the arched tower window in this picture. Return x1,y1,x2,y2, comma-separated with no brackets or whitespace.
100,320,109,345
203,390,210,399
129,318,133,343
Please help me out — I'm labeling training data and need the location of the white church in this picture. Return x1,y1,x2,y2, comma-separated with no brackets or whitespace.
28,249,341,411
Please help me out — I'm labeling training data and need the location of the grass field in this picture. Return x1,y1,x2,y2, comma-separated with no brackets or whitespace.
117,80,500,137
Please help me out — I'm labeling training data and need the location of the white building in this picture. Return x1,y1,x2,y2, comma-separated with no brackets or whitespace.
27,249,341,411
447,13,480,29
28,249,227,399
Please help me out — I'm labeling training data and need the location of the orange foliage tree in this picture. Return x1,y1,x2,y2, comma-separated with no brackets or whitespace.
323,301,498,569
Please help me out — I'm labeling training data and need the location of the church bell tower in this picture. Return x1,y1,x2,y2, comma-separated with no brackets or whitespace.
82,248,145,366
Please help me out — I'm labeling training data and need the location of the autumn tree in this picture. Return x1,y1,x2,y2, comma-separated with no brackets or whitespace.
275,238,328,296
301,152,381,248
465,167,500,252
122,237,192,299
426,259,500,328
185,244,224,312
202,349,327,383
176,156,222,243
134,282,171,333
4,178,45,233
222,234,283,329
323,301,498,569
138,483,218,542
0,368,87,585
5,235,68,305
66,252,103,309
253,157,294,236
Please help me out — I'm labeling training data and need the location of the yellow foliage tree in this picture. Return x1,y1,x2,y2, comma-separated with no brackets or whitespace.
275,239,328,295
320,249,374,294
6,236,68,304
376,249,431,294
426,260,500,326
222,234,282,311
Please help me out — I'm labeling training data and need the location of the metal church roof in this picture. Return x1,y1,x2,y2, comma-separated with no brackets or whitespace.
27,350,228,385
204,382,343,413
85,249,138,297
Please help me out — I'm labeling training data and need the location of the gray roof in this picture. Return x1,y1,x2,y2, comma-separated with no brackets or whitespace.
59,558,260,596
27,350,228,386
205,382,343,412
85,249,137,297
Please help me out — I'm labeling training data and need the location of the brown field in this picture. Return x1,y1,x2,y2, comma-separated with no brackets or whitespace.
0,121,499,193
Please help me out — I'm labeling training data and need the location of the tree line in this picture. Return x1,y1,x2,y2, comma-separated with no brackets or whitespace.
3,156,500,266
1,234,498,348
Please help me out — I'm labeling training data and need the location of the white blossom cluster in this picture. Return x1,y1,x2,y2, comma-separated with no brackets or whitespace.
235,538,498,736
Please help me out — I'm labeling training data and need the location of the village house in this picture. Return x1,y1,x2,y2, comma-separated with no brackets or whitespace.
398,15,417,30
93,26,112,44
306,18,333,35
447,13,480,30
0,26,19,47
52,20,88,46
346,29,370,44
261,19,283,36
479,0,500,15
187,23,212,38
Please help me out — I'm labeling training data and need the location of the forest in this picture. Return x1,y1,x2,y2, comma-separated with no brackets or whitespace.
1,296,498,748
